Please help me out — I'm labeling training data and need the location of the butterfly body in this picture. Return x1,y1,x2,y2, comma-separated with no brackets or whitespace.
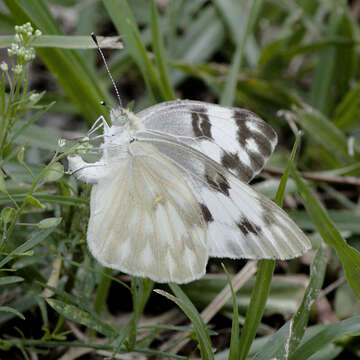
68,100,311,283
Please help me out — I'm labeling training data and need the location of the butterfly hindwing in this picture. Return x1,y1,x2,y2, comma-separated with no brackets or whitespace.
87,142,208,283
137,100,278,183
135,132,312,260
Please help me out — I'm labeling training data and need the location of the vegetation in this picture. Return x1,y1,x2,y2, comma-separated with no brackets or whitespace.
0,0,360,359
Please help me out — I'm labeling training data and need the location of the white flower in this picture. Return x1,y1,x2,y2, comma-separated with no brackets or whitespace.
29,93,40,102
13,64,23,75
0,62,8,72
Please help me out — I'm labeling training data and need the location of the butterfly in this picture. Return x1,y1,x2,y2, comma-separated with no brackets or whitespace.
68,99,312,283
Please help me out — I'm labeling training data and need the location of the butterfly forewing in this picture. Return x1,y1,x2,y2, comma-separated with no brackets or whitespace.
87,141,208,283
137,100,278,183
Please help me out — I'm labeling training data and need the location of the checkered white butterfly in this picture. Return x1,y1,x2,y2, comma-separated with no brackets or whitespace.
68,99,311,283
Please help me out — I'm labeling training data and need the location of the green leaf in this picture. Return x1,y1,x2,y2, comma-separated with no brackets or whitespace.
291,167,360,299
46,298,117,338
1,207,16,224
0,228,54,268
44,162,64,182
0,306,25,320
37,217,62,229
26,195,45,209
0,276,24,286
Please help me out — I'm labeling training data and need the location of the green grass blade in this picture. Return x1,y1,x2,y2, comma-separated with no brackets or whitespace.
93,267,113,315
0,35,123,49
238,259,275,359
102,0,165,103
291,167,360,299
158,283,215,360
129,278,154,346
150,0,175,100
0,193,88,207
291,316,360,360
295,107,358,163
252,323,291,360
220,0,264,106
333,82,360,130
275,131,302,206
253,247,326,360
309,3,346,115
280,246,327,359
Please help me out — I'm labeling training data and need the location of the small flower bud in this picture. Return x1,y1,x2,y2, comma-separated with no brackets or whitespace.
14,34,21,43
29,93,40,102
13,64,23,75
0,62,8,72
58,138,66,148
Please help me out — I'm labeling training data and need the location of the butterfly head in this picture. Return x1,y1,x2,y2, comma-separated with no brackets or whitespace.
110,107,129,127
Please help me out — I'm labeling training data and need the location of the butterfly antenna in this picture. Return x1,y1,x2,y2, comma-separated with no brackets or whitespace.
91,32,123,108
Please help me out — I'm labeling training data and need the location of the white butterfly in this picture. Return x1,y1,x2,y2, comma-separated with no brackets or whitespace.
68,100,311,283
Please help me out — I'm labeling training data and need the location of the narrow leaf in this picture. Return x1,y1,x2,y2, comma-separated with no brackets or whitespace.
46,298,117,338
150,0,175,100
291,167,360,299
0,306,25,320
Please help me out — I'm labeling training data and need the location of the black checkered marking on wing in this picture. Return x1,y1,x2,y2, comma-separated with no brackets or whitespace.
205,167,230,196
237,217,261,236
200,203,214,223
221,151,253,183
234,110,276,171
191,106,212,138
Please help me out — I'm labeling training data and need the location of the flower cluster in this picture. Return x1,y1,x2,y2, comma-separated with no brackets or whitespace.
1,22,42,75
0,23,43,155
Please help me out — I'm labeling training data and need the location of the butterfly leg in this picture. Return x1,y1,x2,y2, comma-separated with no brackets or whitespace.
67,155,108,184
